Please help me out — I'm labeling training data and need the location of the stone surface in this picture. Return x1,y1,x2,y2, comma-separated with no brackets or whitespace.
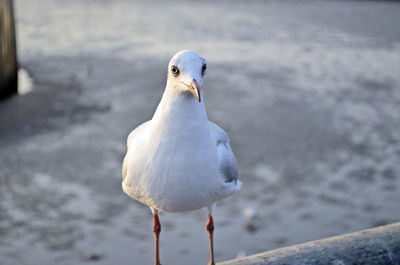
219,223,400,265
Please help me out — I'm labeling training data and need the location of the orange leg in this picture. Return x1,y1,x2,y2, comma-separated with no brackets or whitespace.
153,213,162,265
206,215,215,265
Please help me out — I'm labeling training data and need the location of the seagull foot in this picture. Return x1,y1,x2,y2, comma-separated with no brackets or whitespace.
206,215,215,265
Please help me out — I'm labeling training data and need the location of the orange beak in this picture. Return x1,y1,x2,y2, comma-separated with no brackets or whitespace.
188,79,201,102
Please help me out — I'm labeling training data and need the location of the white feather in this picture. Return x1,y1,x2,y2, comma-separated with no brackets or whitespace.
122,51,241,213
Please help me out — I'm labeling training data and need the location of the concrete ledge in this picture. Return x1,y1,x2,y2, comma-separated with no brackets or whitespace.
219,222,400,265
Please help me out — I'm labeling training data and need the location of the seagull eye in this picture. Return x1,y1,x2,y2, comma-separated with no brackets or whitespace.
201,64,207,76
171,65,180,76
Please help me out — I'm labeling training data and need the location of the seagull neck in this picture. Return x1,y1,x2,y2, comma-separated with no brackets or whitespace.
152,86,209,128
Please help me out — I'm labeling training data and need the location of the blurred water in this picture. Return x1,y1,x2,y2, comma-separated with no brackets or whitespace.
1,0,400,264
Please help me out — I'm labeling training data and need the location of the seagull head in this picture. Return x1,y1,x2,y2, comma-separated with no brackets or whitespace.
167,50,207,102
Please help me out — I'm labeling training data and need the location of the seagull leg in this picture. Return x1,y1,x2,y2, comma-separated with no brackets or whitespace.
206,214,215,265
153,212,162,265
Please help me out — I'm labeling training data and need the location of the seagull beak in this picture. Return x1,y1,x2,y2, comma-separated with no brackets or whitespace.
188,79,201,102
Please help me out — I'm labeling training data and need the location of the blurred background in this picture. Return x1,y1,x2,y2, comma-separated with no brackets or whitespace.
1,0,400,264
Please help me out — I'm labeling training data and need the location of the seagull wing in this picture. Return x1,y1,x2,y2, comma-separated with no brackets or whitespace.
209,122,238,183
122,121,151,179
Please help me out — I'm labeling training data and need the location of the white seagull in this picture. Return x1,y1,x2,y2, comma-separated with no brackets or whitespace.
122,50,241,265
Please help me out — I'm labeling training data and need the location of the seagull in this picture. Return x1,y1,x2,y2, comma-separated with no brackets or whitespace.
122,50,241,265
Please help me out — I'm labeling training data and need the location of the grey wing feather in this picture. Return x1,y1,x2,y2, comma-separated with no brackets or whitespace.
209,122,238,183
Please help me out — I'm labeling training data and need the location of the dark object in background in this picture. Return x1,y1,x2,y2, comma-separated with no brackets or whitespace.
0,0,18,100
